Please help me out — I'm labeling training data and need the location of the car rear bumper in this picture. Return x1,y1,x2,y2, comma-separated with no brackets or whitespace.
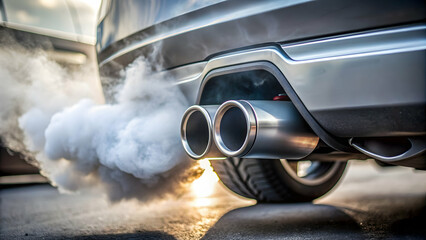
170,24,426,138
98,23,425,146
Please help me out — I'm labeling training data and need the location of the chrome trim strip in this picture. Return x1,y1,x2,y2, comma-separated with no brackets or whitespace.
283,25,426,61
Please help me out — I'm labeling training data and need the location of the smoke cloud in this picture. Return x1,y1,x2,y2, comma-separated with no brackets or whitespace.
0,34,199,202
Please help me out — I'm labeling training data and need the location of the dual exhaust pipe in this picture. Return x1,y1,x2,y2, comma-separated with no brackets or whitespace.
180,100,319,160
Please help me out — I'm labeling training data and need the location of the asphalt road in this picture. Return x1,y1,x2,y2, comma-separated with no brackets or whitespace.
1,160,425,239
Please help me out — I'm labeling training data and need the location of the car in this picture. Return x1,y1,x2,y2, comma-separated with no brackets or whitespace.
0,0,100,178
96,0,425,203
0,0,99,67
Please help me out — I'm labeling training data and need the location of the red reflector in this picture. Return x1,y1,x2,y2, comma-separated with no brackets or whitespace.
273,94,290,101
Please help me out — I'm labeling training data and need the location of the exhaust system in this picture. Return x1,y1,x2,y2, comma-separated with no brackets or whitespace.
181,100,318,160
180,105,223,159
213,100,319,159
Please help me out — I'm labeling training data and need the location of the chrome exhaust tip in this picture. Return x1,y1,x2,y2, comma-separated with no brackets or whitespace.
180,105,222,159
213,100,319,159
213,101,256,157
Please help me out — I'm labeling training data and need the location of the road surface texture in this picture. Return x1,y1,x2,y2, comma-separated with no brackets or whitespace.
1,160,425,239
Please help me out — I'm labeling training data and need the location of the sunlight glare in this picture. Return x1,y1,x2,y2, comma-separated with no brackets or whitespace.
191,159,219,198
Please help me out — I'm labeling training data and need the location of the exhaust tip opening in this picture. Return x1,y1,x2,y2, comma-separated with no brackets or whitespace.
220,107,248,151
181,107,211,159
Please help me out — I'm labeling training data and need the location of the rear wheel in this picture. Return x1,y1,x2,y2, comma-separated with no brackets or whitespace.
211,157,346,203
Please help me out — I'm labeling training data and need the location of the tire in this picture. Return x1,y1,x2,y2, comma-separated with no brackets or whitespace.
211,157,347,203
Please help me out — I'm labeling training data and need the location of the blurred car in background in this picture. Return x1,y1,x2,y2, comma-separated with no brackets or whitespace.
0,0,100,66
96,0,425,203
0,0,100,179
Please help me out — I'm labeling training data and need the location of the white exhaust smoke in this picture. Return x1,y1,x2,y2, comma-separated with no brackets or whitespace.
0,37,200,202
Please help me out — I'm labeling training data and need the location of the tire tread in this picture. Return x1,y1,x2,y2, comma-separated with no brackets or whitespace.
210,158,345,203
